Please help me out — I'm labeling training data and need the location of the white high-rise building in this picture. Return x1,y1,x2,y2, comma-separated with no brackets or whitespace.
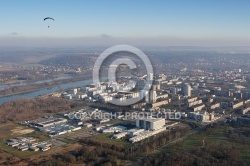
171,87,177,95
150,90,157,103
143,90,157,103
149,73,154,80
183,83,191,97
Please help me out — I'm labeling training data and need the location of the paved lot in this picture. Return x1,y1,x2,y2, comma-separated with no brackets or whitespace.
56,127,95,141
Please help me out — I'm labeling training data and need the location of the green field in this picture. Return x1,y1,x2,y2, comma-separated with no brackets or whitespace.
0,123,21,140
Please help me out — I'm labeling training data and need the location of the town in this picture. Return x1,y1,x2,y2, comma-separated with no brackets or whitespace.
4,65,250,157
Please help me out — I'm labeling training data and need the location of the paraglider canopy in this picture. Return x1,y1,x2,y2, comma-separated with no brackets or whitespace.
44,17,54,28
44,17,54,21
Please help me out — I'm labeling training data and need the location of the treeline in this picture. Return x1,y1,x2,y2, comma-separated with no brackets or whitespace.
140,145,246,166
0,97,72,123
224,120,250,144
41,146,124,166
40,145,246,166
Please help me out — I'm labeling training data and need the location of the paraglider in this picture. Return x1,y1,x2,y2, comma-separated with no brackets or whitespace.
44,17,54,28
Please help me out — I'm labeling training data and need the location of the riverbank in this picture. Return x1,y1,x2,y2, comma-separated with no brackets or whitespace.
0,76,94,104
0,75,92,98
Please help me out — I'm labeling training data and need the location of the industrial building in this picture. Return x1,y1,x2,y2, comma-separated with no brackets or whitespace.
113,132,128,139
27,117,83,136
112,129,146,139
136,118,165,130
129,128,166,143
102,125,127,133
47,125,81,136
29,118,67,128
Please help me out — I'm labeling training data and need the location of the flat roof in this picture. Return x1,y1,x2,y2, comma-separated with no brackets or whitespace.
38,118,66,125
138,118,165,122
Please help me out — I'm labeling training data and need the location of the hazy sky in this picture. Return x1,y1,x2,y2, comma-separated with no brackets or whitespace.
1,0,250,47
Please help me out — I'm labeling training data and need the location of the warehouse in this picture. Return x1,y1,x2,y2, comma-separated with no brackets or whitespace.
136,118,165,130
113,132,128,139
48,125,81,136
129,128,166,143
127,129,145,136
29,118,67,128
102,125,127,133
37,118,67,128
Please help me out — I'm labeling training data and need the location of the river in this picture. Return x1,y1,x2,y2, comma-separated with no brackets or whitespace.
0,79,94,104
0,76,71,90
